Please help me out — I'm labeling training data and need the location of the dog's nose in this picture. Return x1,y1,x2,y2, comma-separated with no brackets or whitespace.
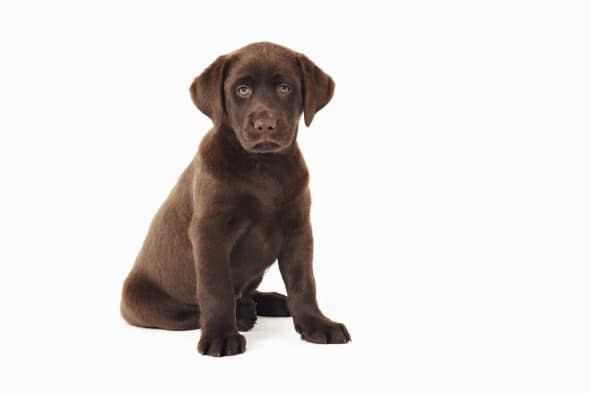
254,118,276,133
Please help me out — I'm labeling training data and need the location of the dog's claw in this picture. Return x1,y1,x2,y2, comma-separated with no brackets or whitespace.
295,317,351,344
197,333,246,357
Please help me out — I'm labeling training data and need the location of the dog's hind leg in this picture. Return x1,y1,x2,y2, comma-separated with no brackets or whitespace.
121,273,200,330
252,291,290,317
235,276,290,331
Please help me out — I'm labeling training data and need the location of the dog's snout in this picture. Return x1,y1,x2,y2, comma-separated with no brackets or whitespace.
254,118,276,133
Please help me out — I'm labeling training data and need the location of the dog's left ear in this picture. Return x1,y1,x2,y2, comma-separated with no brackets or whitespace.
297,54,335,127
190,55,228,127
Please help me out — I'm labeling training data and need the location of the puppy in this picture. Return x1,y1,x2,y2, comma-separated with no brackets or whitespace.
121,42,350,356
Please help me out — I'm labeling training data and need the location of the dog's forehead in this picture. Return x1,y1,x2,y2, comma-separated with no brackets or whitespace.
227,44,299,82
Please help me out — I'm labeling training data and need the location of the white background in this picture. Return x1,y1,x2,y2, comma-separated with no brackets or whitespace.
1,0,589,391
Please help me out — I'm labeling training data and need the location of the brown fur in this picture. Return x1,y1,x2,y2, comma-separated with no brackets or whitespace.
121,42,350,356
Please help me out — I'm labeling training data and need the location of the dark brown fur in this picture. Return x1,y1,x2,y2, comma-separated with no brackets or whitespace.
121,42,350,356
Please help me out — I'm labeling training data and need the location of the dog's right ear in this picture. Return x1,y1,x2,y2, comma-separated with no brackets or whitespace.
190,55,228,127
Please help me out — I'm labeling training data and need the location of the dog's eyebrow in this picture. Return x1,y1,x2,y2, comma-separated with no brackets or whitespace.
227,75,255,87
272,73,297,83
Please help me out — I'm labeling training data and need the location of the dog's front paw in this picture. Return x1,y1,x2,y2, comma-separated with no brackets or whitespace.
197,332,246,357
294,316,351,344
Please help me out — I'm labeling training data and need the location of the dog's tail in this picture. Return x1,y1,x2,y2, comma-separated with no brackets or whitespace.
252,291,290,317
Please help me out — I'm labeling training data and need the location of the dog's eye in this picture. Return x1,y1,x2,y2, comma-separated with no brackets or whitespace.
278,83,291,95
236,85,251,97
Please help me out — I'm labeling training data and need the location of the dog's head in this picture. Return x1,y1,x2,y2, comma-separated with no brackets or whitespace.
190,42,334,154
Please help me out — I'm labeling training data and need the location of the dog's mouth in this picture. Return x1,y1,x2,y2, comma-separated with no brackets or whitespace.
250,141,284,153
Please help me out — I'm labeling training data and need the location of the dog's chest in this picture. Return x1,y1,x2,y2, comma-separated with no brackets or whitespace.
228,185,286,268
238,172,290,215
229,213,283,288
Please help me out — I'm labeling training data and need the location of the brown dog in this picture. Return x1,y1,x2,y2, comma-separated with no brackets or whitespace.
121,42,350,356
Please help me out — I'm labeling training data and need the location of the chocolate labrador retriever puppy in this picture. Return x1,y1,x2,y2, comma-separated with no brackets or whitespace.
121,42,350,356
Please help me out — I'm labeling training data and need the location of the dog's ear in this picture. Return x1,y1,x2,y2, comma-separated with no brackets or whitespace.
190,55,228,127
297,54,335,127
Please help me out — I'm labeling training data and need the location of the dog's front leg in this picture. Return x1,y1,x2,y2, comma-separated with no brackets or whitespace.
278,222,351,344
189,219,245,357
